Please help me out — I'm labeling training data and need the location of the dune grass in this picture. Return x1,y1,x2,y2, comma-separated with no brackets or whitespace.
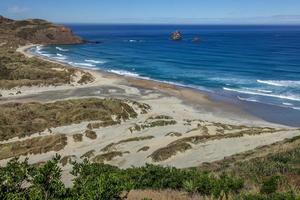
0,98,140,141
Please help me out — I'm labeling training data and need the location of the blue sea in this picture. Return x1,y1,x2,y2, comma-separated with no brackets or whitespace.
31,25,300,126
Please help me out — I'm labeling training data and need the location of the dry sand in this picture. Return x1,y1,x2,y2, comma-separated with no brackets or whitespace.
0,44,299,186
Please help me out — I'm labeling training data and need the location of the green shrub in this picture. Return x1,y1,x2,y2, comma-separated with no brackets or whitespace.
260,175,281,195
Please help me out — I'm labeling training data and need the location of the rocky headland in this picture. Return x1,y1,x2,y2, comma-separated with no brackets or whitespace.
0,15,83,45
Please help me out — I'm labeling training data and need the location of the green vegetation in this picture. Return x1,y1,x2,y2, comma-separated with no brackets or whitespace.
129,120,177,133
101,136,155,152
1,155,298,200
149,126,285,162
0,98,143,141
72,134,83,142
0,135,67,160
92,151,126,163
150,141,192,162
0,46,93,89
85,130,97,140
1,134,300,200
137,146,150,152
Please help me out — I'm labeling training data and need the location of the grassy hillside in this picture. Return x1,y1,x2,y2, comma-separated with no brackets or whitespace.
0,16,93,90
0,135,299,199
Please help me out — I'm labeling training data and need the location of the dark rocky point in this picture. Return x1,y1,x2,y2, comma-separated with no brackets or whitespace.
170,30,182,41
0,16,83,45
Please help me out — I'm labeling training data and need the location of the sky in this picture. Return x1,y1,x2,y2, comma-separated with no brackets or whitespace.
1,0,300,24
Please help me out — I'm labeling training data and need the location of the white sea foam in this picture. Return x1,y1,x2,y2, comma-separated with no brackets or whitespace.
53,56,67,60
40,53,51,57
108,69,140,77
85,59,106,64
256,89,273,93
283,102,293,106
56,47,69,52
56,53,64,57
257,80,300,87
223,87,300,101
73,62,96,67
124,39,144,43
237,96,259,102
35,45,44,54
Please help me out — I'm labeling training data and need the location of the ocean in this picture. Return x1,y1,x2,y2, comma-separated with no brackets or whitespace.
30,25,300,126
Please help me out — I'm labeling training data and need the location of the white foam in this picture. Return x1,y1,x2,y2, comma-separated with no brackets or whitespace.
223,87,300,101
257,80,300,87
108,69,140,77
237,96,259,102
256,89,273,93
40,53,51,57
53,56,67,60
85,59,106,64
35,45,44,54
283,102,293,106
56,47,69,52
73,62,96,67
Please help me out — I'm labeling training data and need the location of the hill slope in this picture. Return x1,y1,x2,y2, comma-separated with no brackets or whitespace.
0,15,83,45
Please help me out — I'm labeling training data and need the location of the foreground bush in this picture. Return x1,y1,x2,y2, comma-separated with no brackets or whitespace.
0,156,299,200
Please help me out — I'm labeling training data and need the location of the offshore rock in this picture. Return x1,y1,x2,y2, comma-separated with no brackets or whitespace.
170,31,182,41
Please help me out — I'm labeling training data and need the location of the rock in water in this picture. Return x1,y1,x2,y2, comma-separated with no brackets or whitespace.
171,31,182,41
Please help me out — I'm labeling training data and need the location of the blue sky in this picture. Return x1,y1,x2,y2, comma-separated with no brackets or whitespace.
1,0,300,24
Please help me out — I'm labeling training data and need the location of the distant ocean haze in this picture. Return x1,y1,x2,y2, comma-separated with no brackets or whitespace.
31,25,300,126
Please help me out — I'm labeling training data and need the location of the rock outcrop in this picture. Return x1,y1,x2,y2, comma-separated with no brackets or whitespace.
0,16,83,45
170,31,182,41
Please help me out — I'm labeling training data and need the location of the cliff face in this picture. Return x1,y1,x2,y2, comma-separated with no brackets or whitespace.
0,16,83,45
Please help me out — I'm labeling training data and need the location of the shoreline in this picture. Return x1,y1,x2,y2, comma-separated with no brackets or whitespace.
18,44,275,127
4,44,299,127
1,43,300,181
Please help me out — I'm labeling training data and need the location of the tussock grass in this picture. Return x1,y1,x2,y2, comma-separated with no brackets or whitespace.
92,151,126,163
80,150,95,159
101,136,155,152
72,134,83,142
129,120,177,133
85,130,97,140
0,134,67,159
137,146,150,152
150,126,286,162
0,98,139,141
0,47,93,89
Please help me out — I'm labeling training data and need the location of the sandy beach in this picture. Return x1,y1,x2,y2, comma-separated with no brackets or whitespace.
0,44,299,186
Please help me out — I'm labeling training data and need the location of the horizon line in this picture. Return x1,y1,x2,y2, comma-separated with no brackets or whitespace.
59,22,300,26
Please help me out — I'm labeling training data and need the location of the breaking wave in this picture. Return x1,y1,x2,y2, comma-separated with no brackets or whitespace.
85,59,106,64
107,69,140,77
56,47,69,52
223,87,300,101
237,96,259,102
72,62,96,67
257,80,300,87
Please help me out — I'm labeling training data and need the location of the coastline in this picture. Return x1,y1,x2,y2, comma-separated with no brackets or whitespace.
0,43,299,185
15,44,274,127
